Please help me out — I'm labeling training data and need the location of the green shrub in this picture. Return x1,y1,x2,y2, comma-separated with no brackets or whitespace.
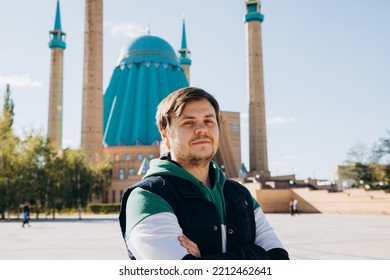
89,203,120,214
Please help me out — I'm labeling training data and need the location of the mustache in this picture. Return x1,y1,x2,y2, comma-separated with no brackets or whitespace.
190,136,213,144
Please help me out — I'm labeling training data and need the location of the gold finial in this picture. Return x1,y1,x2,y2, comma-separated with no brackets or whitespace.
146,22,151,35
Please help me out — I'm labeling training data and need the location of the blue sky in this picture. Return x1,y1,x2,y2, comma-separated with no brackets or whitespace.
0,0,389,181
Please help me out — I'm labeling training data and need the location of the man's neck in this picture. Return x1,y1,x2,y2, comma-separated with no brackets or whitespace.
164,153,212,187
184,165,210,187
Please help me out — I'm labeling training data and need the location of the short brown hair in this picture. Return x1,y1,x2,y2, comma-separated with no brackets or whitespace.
156,87,220,132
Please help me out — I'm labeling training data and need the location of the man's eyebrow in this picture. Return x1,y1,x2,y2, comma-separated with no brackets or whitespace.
179,114,216,119
180,115,195,119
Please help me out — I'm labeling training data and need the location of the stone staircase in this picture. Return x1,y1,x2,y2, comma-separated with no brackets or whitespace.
292,188,390,215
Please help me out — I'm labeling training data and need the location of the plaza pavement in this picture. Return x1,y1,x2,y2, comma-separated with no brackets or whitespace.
0,213,389,260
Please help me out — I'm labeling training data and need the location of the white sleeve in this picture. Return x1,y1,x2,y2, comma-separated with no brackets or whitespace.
126,212,189,260
254,207,285,251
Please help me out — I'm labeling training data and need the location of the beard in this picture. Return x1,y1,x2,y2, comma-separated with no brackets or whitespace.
181,151,215,168
170,137,217,169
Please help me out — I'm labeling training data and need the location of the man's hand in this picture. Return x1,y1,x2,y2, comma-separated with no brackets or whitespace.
178,234,201,257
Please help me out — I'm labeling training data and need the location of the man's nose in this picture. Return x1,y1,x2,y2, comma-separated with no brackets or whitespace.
194,122,207,134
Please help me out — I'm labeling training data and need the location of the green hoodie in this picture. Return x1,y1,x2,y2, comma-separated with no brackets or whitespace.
145,158,227,223
125,158,259,235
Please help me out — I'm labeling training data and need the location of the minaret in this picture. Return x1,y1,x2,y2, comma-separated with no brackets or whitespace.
81,0,103,164
178,19,191,83
245,0,270,178
48,0,66,151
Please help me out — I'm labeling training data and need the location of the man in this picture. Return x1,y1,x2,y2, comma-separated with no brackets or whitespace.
22,202,31,228
119,87,289,260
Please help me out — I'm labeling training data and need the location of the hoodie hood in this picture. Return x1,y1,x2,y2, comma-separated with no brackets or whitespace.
143,155,228,225
143,156,226,190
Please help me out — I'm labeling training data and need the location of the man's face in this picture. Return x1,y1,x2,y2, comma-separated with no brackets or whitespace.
161,99,219,168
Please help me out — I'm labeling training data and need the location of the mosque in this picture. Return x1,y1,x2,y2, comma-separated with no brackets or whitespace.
47,0,388,214
48,0,269,204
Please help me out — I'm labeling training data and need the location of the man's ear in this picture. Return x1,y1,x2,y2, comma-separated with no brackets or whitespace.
161,129,170,149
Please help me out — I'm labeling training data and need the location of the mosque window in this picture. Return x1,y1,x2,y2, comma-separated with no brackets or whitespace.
114,154,120,161
112,190,116,203
125,154,131,161
104,191,108,204
129,168,135,176
231,123,239,133
137,154,143,161
148,154,155,159
119,168,125,180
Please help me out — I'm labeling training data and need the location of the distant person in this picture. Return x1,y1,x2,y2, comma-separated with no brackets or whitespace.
289,200,294,216
293,199,299,215
22,202,31,228
119,87,289,260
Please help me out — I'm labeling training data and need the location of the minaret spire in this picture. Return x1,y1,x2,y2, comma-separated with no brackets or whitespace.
178,19,191,84
245,0,270,178
47,0,66,151
54,0,62,30
49,0,66,49
181,19,188,49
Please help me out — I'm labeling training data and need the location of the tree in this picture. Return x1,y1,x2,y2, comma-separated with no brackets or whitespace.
371,163,390,191
0,85,114,219
346,141,379,165
61,150,91,219
90,159,113,202
19,133,59,219
2,84,14,126
343,133,390,191
373,131,390,191
0,84,20,219
377,131,390,162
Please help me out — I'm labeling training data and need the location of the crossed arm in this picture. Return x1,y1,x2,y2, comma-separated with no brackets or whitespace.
126,208,288,260
178,235,201,257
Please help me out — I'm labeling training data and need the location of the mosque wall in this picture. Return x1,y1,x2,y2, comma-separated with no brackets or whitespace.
215,112,242,178
101,145,160,203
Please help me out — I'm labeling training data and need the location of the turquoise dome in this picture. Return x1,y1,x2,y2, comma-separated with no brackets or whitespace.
119,35,180,66
103,35,189,146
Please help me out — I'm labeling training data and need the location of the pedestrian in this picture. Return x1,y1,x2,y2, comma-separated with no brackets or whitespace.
293,199,299,215
119,87,289,260
289,200,294,216
22,202,31,228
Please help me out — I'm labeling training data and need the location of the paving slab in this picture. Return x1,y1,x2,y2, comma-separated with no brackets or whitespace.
0,213,389,260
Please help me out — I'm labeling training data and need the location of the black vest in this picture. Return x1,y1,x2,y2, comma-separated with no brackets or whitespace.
119,175,256,257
